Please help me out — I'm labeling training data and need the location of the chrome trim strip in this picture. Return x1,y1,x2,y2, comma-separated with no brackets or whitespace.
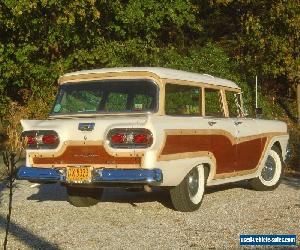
107,128,153,149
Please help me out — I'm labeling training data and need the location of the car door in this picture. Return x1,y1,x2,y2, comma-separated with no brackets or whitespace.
234,118,262,171
204,88,238,174
225,91,262,172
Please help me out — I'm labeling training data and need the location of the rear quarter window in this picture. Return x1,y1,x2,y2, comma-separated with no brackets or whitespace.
165,84,201,116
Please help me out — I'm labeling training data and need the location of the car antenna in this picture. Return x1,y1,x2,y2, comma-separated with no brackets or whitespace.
255,75,258,109
255,75,262,116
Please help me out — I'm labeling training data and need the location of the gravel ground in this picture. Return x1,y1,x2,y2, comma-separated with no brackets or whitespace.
0,177,299,249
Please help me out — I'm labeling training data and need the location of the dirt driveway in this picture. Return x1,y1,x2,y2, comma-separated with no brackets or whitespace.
0,177,299,249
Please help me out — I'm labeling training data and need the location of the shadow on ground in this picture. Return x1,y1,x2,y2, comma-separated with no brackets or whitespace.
26,180,252,210
27,183,68,202
102,188,174,209
282,176,300,190
0,182,7,201
0,214,59,249
27,183,174,209
206,180,251,194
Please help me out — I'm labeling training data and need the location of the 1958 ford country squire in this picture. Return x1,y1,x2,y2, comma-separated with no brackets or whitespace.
17,67,289,212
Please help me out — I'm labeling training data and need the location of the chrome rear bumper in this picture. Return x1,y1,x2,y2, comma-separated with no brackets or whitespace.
16,166,162,184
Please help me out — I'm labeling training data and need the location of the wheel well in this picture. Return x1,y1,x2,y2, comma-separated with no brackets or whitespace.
202,163,211,181
272,141,282,153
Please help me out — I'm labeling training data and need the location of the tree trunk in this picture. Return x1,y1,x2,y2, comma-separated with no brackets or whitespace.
298,83,300,126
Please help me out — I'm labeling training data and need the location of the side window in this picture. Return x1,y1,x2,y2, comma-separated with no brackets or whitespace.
165,84,201,115
226,91,241,117
205,88,224,117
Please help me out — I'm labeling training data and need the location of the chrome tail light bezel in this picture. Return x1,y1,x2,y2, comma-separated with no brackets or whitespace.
22,130,60,149
107,128,153,149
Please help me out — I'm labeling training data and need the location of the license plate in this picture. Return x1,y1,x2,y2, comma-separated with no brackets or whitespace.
66,166,92,183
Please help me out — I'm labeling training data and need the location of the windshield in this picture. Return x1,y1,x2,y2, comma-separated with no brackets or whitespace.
51,79,158,115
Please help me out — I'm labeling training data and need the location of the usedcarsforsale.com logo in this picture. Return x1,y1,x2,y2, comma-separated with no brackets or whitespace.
240,234,297,246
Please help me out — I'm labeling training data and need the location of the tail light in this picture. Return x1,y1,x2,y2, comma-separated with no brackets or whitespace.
111,133,126,144
42,134,58,145
108,128,153,148
26,135,37,145
22,130,60,149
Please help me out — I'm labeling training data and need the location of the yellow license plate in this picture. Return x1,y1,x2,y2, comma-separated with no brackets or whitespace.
66,166,92,183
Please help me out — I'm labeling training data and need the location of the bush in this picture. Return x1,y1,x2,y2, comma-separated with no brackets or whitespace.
287,128,300,172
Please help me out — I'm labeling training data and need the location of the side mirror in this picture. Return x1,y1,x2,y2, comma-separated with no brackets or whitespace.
255,107,262,116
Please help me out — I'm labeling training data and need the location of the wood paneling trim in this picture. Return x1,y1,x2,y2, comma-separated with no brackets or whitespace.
30,143,141,167
158,130,287,178
158,151,214,161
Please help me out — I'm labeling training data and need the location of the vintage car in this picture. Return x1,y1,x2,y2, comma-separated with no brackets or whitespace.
17,67,289,212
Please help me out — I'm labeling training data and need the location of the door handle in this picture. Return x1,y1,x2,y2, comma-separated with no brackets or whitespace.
234,121,242,126
208,121,217,126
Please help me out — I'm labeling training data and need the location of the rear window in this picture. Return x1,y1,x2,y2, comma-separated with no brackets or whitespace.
51,80,158,115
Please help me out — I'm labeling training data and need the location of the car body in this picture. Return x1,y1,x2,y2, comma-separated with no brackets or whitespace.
17,67,289,211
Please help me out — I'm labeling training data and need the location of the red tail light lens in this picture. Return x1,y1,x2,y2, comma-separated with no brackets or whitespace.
26,135,37,145
133,134,148,144
108,128,153,148
42,134,58,144
111,133,126,143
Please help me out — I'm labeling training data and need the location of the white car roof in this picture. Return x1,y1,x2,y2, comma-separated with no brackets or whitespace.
61,67,240,89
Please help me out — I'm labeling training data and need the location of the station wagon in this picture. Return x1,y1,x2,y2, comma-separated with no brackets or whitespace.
17,67,289,211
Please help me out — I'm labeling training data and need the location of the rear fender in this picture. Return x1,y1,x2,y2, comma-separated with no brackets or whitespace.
157,156,216,186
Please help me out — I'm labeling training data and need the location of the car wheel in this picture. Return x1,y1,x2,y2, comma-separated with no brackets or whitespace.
250,146,283,191
170,165,206,212
66,186,103,207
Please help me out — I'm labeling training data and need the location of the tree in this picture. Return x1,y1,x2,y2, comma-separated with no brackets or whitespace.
0,0,202,112
0,102,27,249
196,0,300,97
298,84,300,126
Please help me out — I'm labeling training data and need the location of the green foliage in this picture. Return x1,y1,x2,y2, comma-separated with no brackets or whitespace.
238,0,299,81
288,128,300,170
0,0,298,122
198,0,300,92
0,0,203,115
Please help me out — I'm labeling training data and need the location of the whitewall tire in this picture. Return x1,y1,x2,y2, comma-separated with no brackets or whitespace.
170,165,206,212
250,146,283,191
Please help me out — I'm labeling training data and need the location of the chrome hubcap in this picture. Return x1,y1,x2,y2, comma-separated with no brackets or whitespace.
261,155,276,181
188,168,199,196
